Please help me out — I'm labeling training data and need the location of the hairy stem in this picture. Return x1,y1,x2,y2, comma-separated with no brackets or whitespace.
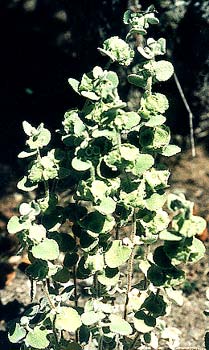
124,210,137,320
130,332,141,349
174,72,196,157
42,281,56,310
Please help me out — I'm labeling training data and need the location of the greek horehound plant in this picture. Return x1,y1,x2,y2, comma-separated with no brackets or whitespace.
7,5,206,350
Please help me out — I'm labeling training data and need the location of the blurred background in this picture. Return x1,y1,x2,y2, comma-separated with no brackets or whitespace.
0,0,208,169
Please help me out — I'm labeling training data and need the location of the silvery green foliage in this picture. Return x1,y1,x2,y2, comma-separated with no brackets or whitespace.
7,5,206,350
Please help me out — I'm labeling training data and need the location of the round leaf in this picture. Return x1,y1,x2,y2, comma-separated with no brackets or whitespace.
72,157,91,171
81,311,105,326
109,315,132,335
105,240,131,268
25,327,50,349
55,307,82,332
154,60,174,82
32,238,59,260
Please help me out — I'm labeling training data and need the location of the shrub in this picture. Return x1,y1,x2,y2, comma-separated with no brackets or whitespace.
7,4,206,350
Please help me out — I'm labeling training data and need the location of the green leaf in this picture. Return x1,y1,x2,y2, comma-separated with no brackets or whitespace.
22,120,35,136
109,315,132,335
128,74,146,88
153,246,172,269
134,154,154,176
142,292,167,317
18,150,37,158
26,260,49,280
80,211,115,234
147,265,166,286
72,157,91,171
145,115,166,127
48,231,76,252
120,144,139,161
32,238,59,260
106,71,119,88
7,216,30,234
81,311,105,326
68,78,80,94
63,252,79,268
8,323,27,343
81,91,100,101
27,126,51,149
17,176,38,192
124,112,141,130
85,253,104,272
123,10,131,24
55,307,82,332
52,267,71,283
160,145,181,157
133,317,154,333
105,240,131,268
159,230,182,241
98,267,120,286
145,193,167,211
189,237,206,263
25,327,50,349
205,332,209,350
153,60,174,82
95,197,116,215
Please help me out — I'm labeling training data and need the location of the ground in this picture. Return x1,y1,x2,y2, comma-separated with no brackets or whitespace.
0,144,208,349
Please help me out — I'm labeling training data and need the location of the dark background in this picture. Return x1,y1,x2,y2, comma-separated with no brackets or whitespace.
0,0,208,166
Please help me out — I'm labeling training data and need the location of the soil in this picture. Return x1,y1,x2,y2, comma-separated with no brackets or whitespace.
0,144,209,350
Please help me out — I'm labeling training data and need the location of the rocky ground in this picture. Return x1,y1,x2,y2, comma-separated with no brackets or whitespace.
0,144,208,349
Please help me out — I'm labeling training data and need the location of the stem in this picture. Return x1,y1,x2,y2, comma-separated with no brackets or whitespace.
72,231,79,343
98,334,103,350
42,281,56,310
73,265,78,308
174,72,196,157
42,282,60,349
124,210,137,320
115,223,120,240
146,76,152,96
52,314,60,350
87,332,93,350
130,332,140,349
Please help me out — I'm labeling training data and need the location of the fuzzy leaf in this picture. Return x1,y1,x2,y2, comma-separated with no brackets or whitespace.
154,60,174,82
159,230,182,241
98,267,120,286
22,121,35,136
160,145,181,157
18,150,37,158
32,238,59,260
109,315,132,335
133,317,154,333
145,193,167,211
17,176,38,192
7,216,30,234
68,78,80,94
105,240,131,268
26,260,49,280
55,307,82,332
72,157,91,171
95,197,116,215
134,154,154,176
25,327,50,349
128,74,146,88
81,311,105,326
8,323,27,343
